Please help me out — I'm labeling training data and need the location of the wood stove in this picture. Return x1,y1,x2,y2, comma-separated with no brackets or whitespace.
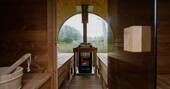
79,43,92,73
73,5,97,74
73,43,97,74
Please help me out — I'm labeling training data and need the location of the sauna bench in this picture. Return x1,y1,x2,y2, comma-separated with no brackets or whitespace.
57,53,73,69
157,74,170,89
22,73,51,89
57,53,74,88
97,53,108,88
97,53,108,66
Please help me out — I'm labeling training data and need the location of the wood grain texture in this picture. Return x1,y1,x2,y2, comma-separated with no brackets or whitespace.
58,54,74,88
68,75,102,89
0,0,48,72
157,75,170,89
97,53,108,89
22,73,51,89
156,1,170,88
0,0,57,89
124,26,151,52
157,0,170,74
108,0,153,89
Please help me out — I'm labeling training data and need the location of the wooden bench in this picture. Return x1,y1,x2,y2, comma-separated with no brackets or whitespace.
97,53,108,89
57,53,74,89
157,74,170,89
57,53,73,68
22,73,51,89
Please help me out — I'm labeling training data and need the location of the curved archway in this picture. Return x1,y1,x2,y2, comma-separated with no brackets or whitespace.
56,12,114,89
57,13,112,53
56,12,108,38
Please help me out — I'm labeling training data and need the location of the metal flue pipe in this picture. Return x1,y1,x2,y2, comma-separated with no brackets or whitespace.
82,5,88,43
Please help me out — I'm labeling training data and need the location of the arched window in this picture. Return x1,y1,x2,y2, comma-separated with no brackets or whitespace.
58,13,109,53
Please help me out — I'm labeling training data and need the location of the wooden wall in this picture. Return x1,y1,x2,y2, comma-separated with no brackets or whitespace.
0,0,47,72
0,0,57,89
157,0,170,74
108,0,153,89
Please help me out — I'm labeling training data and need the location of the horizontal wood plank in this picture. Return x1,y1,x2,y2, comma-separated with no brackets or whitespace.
22,73,51,89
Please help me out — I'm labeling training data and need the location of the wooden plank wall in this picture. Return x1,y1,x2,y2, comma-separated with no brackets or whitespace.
0,0,47,72
157,0,170,74
0,0,56,89
156,1,170,88
108,0,153,89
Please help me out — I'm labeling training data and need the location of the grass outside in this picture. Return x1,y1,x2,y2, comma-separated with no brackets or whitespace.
58,42,107,53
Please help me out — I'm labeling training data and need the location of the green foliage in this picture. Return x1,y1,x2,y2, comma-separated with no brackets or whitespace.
58,30,64,42
58,43,80,53
58,25,82,43
88,37,107,53
58,25,82,52
58,41,107,53
63,38,73,43
58,25,108,53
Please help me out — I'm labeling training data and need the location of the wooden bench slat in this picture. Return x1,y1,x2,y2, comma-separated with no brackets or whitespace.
22,73,51,89
57,53,73,68
157,75,170,89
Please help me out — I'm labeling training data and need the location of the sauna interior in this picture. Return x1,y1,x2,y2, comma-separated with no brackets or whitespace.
0,0,169,89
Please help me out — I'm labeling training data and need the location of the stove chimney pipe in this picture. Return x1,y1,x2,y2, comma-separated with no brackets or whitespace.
82,5,88,43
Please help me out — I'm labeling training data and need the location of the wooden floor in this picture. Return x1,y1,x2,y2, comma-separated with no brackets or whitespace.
67,75,103,89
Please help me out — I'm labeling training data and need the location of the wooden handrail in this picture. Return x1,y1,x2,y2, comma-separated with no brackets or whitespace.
2,53,31,75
